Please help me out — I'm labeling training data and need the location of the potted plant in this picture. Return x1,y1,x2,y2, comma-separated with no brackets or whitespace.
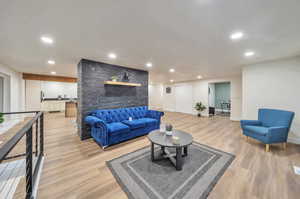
0,112,4,124
194,102,206,117
165,124,173,136
111,76,118,82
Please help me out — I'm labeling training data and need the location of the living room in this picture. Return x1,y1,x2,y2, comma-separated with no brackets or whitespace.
0,1,300,199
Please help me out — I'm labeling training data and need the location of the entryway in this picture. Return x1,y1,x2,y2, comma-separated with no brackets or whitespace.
208,82,231,117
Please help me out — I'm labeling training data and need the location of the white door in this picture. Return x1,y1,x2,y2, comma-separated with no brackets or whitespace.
25,80,41,111
175,85,193,114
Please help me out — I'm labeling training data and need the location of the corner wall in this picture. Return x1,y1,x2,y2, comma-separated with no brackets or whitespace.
77,59,149,139
0,63,25,112
149,84,163,110
242,56,300,143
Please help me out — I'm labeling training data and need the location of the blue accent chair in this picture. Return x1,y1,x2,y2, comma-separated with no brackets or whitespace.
240,108,294,152
85,106,164,148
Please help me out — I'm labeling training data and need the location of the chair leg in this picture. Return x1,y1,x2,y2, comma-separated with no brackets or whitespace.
282,142,287,150
265,144,270,152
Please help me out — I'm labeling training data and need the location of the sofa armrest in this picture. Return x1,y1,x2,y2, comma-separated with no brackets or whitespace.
268,126,289,135
267,126,289,143
146,110,164,119
240,120,261,127
85,116,107,128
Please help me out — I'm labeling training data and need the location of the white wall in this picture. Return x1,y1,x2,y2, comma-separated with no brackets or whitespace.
0,77,4,112
162,75,242,121
25,80,41,111
0,63,24,112
41,81,77,99
148,84,163,109
162,85,176,112
175,84,194,114
243,56,300,142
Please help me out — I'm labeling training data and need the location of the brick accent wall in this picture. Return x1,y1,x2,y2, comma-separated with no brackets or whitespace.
77,59,148,139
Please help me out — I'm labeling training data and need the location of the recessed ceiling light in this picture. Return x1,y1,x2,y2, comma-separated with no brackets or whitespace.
169,68,175,73
197,75,202,79
41,36,53,44
47,60,55,65
146,62,153,67
230,32,244,40
244,51,255,57
108,53,117,59
170,79,174,83
51,71,56,75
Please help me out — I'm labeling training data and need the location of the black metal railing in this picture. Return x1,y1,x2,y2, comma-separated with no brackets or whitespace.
0,111,44,199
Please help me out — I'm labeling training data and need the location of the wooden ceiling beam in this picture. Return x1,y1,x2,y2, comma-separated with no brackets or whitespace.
22,73,77,83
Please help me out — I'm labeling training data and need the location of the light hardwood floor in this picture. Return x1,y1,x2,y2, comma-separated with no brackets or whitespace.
35,112,300,199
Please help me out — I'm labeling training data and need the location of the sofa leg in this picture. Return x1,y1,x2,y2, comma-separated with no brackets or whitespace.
265,144,270,152
246,136,249,142
282,142,287,150
102,145,108,150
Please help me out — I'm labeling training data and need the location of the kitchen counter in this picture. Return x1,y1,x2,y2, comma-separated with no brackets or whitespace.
42,98,77,101
65,101,77,117
41,100,77,112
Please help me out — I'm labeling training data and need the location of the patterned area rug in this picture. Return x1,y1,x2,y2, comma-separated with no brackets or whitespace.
107,142,235,199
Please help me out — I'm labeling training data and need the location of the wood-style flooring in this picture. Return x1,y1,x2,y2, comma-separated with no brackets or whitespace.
35,112,300,199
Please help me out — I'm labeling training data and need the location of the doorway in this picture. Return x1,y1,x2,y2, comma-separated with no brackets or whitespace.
208,82,231,117
0,76,3,112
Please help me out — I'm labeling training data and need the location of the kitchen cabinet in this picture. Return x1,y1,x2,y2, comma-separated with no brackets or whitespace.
65,101,77,117
41,81,77,99
25,79,77,112
41,100,66,112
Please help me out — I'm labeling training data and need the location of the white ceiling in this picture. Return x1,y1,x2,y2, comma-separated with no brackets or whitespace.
1,0,300,83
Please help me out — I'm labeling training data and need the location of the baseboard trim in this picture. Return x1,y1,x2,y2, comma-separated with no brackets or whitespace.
230,117,240,122
288,137,300,144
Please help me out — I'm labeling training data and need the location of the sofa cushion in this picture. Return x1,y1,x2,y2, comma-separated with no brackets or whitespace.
243,125,269,136
122,120,146,129
107,122,130,135
138,118,158,126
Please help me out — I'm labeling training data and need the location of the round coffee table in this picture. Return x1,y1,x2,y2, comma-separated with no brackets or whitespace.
147,129,193,170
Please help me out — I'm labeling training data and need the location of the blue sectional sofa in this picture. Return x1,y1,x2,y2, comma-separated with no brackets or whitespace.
241,108,294,152
85,106,164,148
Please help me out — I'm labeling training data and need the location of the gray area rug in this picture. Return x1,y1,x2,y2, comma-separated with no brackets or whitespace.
107,142,235,199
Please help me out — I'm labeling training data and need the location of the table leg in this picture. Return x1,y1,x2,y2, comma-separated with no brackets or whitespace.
161,146,166,155
183,146,188,157
151,143,155,161
176,147,183,170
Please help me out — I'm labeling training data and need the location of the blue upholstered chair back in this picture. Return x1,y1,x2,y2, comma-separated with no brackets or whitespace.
258,109,294,129
90,106,148,123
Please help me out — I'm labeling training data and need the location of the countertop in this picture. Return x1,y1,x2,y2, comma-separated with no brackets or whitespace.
42,98,77,101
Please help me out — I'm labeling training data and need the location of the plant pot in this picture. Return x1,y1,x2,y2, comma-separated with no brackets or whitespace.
166,131,173,136
197,113,201,117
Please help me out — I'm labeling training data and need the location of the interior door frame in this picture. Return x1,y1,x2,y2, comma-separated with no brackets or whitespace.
0,72,11,112
207,81,231,113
